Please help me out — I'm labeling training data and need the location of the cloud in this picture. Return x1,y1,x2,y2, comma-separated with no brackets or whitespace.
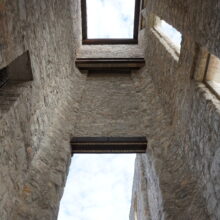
58,154,136,220
87,0,136,38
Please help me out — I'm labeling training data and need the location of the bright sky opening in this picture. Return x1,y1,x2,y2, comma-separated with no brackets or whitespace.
156,20,182,49
58,154,136,220
87,0,136,38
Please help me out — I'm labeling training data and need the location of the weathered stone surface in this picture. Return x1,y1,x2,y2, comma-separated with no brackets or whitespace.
0,0,220,219
130,0,220,219
0,0,85,219
74,73,146,137
78,45,144,59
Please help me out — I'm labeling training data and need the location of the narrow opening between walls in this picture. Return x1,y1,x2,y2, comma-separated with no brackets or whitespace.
154,16,182,54
58,154,136,220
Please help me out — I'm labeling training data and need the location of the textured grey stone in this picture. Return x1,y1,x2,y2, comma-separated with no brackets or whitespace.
0,0,220,219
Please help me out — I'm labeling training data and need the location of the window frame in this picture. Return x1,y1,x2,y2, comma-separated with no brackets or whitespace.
203,53,220,99
71,136,147,154
81,0,141,45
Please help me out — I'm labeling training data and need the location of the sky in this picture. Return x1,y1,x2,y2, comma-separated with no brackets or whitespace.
87,0,135,38
58,154,136,220
156,20,182,49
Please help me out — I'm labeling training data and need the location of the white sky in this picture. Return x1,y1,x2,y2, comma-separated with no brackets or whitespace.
87,0,135,38
157,20,182,48
58,154,136,220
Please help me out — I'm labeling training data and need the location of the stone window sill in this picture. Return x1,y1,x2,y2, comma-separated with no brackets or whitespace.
151,27,180,62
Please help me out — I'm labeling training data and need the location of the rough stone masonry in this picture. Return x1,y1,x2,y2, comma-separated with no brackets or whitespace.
0,0,220,219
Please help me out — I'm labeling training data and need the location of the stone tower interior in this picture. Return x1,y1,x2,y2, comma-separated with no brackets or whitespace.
0,0,220,219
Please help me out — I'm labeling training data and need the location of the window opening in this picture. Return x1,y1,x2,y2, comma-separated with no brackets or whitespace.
154,17,182,54
58,154,136,220
204,54,220,97
0,51,32,113
0,67,8,88
81,0,141,44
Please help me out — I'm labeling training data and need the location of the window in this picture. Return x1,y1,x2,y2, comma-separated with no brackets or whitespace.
0,67,8,88
153,16,182,55
205,54,220,97
0,51,32,113
193,47,220,99
81,0,141,44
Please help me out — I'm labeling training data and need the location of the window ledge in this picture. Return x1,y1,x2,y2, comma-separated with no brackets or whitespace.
196,82,220,114
151,27,180,61
77,44,144,59
206,81,220,99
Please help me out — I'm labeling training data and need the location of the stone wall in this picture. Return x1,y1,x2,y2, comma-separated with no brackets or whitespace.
0,0,220,219
130,66,209,219
74,73,146,137
0,0,147,218
0,0,86,219
130,155,151,220
130,0,220,219
147,0,220,57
